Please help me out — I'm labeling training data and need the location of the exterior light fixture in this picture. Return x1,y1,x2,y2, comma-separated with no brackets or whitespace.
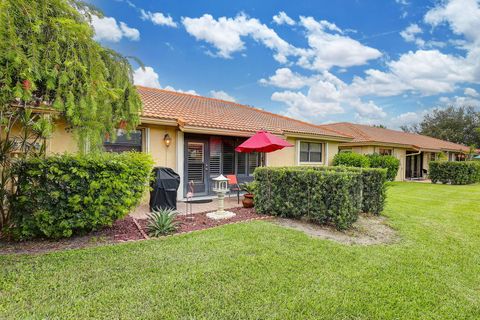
163,133,172,147
207,175,236,220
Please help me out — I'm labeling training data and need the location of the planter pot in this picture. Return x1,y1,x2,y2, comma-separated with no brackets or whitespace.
242,194,254,208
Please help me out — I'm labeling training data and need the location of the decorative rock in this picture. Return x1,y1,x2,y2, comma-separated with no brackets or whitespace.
206,211,236,220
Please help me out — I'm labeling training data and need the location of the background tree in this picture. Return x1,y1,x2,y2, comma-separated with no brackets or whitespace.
0,0,142,230
400,106,480,148
0,0,142,150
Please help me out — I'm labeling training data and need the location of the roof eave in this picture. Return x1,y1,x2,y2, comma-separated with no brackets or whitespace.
283,131,353,142
338,141,418,149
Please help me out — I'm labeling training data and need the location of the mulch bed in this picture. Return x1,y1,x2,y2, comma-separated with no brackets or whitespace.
136,207,263,235
0,207,265,255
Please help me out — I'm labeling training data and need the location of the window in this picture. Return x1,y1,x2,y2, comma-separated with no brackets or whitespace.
104,129,142,153
430,153,437,161
222,140,235,175
339,149,352,153
248,152,261,175
379,148,392,156
299,141,323,163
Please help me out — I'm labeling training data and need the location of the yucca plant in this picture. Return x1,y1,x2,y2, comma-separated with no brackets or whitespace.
146,208,180,237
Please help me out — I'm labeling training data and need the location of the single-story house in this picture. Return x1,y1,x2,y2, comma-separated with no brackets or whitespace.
41,87,470,196
319,122,470,181
45,86,352,199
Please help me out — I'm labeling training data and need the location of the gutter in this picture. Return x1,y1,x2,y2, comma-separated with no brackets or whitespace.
283,131,353,142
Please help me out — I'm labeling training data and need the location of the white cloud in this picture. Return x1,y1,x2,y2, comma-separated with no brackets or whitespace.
91,15,139,42
164,86,198,95
269,71,386,122
119,22,140,41
388,50,473,94
133,67,161,88
297,16,382,70
425,0,480,43
133,66,198,95
272,11,295,25
464,87,479,97
91,15,140,42
141,10,177,27
259,68,318,89
210,90,236,102
182,13,295,62
439,95,480,106
181,14,382,69
400,23,425,47
389,111,420,128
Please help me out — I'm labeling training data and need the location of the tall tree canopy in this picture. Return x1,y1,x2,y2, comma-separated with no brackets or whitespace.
0,0,142,150
401,106,480,148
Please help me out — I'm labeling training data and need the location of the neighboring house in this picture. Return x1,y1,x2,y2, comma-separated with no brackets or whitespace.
44,87,352,199
319,122,470,181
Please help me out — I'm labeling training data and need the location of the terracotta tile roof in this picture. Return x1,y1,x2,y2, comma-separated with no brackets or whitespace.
137,86,351,139
319,122,469,152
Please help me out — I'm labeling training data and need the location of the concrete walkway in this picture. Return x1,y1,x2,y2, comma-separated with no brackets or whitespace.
130,197,243,219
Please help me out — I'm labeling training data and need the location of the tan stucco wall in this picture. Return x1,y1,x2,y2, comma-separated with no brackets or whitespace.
44,120,178,170
47,120,79,154
393,148,406,181
145,124,178,170
267,137,340,167
266,137,297,167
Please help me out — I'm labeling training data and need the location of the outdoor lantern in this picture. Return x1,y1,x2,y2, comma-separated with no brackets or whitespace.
163,133,172,147
207,175,236,220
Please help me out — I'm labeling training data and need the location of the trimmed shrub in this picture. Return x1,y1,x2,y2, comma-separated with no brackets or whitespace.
429,161,480,185
332,152,370,168
11,152,153,239
254,167,363,230
366,153,400,181
298,166,387,215
359,168,387,214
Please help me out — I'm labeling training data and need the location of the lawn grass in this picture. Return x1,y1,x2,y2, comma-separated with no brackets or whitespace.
1,182,480,319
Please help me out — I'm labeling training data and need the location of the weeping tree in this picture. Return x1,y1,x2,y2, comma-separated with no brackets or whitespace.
0,0,142,230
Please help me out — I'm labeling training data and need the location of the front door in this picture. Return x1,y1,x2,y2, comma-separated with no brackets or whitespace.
185,140,209,196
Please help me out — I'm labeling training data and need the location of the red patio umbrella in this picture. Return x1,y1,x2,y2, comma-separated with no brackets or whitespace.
235,130,294,153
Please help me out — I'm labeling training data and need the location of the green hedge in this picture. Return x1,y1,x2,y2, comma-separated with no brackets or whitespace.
333,152,399,181
300,166,387,215
254,167,362,230
332,152,370,168
254,166,387,229
429,161,480,185
366,154,400,181
11,152,153,239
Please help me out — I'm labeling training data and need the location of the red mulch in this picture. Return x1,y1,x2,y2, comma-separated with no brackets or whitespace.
0,207,266,255
0,216,144,255
137,206,263,234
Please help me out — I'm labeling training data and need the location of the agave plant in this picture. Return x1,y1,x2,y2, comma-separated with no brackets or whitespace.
146,208,180,237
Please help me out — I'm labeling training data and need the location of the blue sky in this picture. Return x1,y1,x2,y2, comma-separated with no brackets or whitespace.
89,0,480,128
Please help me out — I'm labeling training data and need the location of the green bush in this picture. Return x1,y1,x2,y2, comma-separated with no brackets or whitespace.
299,166,387,215
366,154,400,181
254,167,363,230
358,168,387,214
429,161,480,185
11,152,153,239
333,152,370,168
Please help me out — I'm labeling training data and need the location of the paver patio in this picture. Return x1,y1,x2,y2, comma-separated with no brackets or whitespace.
130,196,243,219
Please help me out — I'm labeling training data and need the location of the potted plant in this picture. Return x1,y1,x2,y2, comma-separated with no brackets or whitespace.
240,182,255,208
